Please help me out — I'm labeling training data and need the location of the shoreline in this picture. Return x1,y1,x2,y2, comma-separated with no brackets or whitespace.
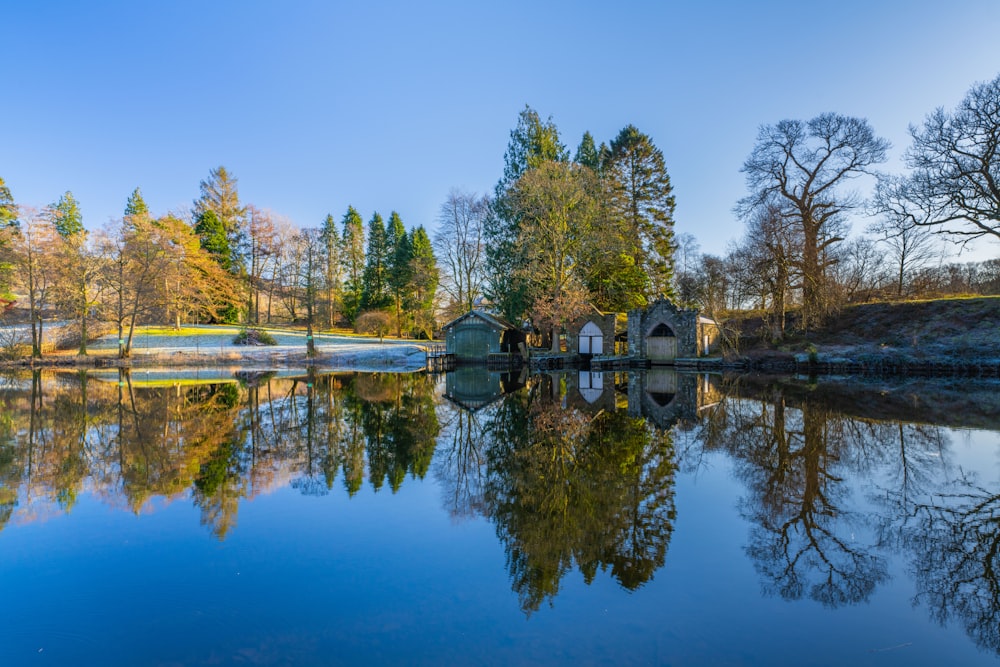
5,347,1000,379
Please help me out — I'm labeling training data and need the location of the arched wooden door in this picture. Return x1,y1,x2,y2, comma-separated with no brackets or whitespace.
646,322,677,362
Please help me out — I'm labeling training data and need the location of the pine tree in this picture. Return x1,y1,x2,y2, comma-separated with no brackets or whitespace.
407,226,438,339
605,125,677,298
50,191,84,238
320,213,342,327
193,166,245,270
575,131,600,172
386,212,413,336
340,206,365,322
194,208,240,323
124,187,149,218
360,212,390,310
194,210,232,272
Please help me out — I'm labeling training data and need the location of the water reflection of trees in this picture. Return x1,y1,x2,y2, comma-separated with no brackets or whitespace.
435,375,677,614
894,478,1000,653
0,370,439,540
702,377,1000,656
700,381,952,608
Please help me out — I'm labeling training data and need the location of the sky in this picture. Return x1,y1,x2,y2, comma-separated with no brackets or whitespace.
6,0,1000,260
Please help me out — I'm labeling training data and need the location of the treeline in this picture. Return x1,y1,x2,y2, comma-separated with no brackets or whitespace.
0,168,439,359
676,72,1000,342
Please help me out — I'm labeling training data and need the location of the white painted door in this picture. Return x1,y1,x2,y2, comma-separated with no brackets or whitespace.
580,321,603,355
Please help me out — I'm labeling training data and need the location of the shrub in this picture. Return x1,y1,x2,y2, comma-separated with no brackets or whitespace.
233,328,277,346
355,311,392,342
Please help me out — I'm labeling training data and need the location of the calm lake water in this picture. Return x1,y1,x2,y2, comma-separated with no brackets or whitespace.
1,368,999,666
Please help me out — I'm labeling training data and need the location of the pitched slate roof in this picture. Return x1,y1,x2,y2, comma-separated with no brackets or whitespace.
441,310,519,331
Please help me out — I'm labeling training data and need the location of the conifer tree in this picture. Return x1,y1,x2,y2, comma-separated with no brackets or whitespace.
48,192,98,354
605,125,677,298
386,212,413,336
361,212,390,310
320,213,342,327
193,166,245,270
575,131,600,172
50,191,84,238
340,206,365,322
193,207,240,323
407,226,438,339
124,187,149,219
194,210,231,271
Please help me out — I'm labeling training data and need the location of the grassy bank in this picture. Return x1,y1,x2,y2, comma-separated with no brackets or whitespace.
731,296,1000,376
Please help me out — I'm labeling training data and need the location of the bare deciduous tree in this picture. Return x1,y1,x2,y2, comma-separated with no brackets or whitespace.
869,176,943,297
434,190,488,317
902,73,1000,242
739,114,889,329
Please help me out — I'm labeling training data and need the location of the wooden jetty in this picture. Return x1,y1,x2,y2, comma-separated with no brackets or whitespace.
424,344,455,372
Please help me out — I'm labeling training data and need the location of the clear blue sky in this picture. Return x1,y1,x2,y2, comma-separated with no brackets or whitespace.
6,0,1000,259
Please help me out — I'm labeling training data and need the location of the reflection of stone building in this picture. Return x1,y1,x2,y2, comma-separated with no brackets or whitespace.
563,370,627,413
443,366,527,411
627,298,719,363
627,369,720,429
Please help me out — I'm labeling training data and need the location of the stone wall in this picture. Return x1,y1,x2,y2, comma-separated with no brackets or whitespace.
627,298,699,361
566,314,618,356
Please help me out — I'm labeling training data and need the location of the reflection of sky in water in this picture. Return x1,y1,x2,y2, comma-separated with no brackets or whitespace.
0,372,999,665
949,428,1000,484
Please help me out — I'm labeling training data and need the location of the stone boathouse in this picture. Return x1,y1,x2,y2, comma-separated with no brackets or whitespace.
627,298,719,363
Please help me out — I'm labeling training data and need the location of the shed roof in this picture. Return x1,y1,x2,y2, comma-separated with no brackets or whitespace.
442,310,519,331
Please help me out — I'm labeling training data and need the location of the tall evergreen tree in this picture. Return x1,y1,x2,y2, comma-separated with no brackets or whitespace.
605,125,678,298
193,209,240,323
575,131,600,172
194,210,232,272
407,225,438,339
360,212,390,310
341,206,366,322
50,191,84,239
386,212,413,337
193,166,245,270
124,187,149,219
320,213,342,327
486,105,568,321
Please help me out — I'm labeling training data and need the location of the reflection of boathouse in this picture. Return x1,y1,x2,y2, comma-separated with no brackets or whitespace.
444,366,526,411
556,368,721,429
627,369,720,429
442,310,527,366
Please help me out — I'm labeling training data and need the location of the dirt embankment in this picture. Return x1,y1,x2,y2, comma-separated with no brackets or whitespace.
730,297,1000,376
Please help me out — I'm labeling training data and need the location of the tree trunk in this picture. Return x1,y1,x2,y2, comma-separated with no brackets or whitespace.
801,219,820,331
79,313,88,356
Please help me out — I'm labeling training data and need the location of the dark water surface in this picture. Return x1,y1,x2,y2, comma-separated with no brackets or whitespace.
1,368,999,666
